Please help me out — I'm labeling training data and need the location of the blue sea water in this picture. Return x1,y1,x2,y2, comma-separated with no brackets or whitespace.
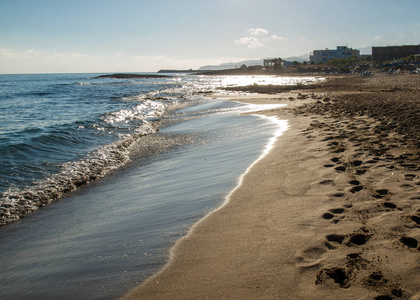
0,73,198,222
0,73,319,299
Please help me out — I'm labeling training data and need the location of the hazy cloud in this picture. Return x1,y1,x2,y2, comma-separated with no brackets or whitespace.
249,28,268,36
235,36,264,48
236,28,286,49
0,48,164,73
270,35,284,40
0,48,247,73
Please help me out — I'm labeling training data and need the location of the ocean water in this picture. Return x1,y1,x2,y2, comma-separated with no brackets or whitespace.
0,73,319,299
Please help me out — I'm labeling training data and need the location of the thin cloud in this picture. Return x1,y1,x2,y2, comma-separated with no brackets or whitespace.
0,48,249,73
236,28,286,49
249,28,268,35
235,36,264,48
270,35,284,40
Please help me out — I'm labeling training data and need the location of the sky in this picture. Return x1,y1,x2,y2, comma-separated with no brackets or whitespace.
0,0,419,74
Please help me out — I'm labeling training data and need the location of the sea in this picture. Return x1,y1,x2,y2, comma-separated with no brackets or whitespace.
0,73,320,299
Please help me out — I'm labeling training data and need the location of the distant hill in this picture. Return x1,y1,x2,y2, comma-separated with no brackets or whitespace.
198,47,371,71
284,53,310,63
199,59,265,71
198,54,310,71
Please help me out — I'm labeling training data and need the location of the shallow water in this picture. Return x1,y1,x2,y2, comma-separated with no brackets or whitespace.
0,73,320,226
0,74,320,298
0,99,287,299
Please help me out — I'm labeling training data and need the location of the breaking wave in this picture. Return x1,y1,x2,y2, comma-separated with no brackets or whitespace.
0,122,158,225
0,73,322,226
103,100,166,124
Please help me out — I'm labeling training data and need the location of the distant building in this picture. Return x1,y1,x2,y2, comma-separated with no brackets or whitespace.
263,58,283,68
310,46,360,64
282,61,293,67
372,45,420,62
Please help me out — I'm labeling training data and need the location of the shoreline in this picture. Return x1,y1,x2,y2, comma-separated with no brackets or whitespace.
123,74,420,299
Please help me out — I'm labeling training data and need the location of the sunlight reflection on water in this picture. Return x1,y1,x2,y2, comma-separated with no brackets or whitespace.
220,75,323,87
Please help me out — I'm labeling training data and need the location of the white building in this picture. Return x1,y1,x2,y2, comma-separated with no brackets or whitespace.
310,46,360,64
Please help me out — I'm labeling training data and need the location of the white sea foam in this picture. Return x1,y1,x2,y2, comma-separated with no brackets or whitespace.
0,74,324,226
229,104,289,193
0,122,159,225
103,100,166,124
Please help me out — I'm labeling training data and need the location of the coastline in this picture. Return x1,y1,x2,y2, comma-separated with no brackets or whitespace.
123,74,420,299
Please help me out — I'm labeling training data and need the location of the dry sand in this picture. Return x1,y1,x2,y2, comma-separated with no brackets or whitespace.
123,74,420,299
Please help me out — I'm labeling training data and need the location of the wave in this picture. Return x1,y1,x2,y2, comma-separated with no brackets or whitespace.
103,100,166,124
0,74,257,226
0,122,159,226
0,96,172,226
76,79,176,87
3,96,168,145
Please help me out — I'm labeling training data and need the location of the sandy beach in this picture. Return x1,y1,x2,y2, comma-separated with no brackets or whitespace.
123,74,420,299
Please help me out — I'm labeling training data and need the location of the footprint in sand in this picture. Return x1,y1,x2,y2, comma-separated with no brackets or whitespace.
399,236,419,249
324,229,371,250
322,212,335,220
331,157,341,163
404,214,420,228
350,160,363,167
316,250,405,296
335,166,347,173
349,180,360,185
374,189,389,199
330,147,346,154
349,180,363,193
316,267,350,288
326,234,345,244
348,157,369,174
410,215,420,225
350,186,363,193
322,207,346,223
363,272,404,299
405,174,417,181
382,202,400,210
347,232,370,246
330,208,345,214
325,234,346,249
356,169,368,175
326,157,348,173
400,184,414,190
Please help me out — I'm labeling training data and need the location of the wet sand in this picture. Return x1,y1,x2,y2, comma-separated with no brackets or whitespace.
123,74,420,299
